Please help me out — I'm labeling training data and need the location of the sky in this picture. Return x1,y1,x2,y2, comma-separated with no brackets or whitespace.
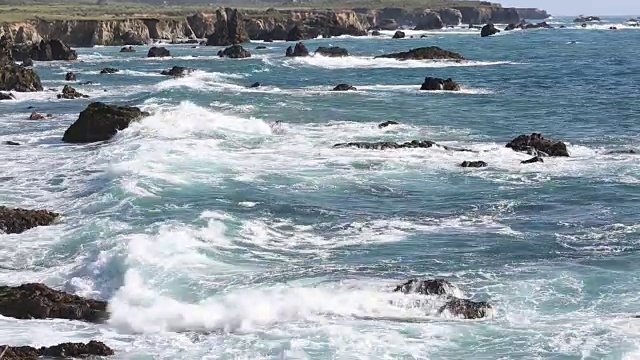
500,0,640,16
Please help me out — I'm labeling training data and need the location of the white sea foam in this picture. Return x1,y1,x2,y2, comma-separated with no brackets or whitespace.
283,55,518,69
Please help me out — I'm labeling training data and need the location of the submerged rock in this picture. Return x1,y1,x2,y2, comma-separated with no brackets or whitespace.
521,156,543,164
0,340,114,359
249,82,260,88
315,46,349,57
375,47,464,61
378,120,399,128
120,46,136,52
0,206,58,234
4,141,20,145
160,66,193,77
420,77,460,91
57,85,88,99
393,279,454,295
606,149,638,155
334,140,437,150
217,44,251,58
255,45,267,50
574,16,601,22
371,30,381,36
392,30,405,39
506,133,569,157
62,102,149,143
438,298,493,319
332,84,357,91
461,160,487,168
100,67,119,74
65,72,76,81
147,46,170,57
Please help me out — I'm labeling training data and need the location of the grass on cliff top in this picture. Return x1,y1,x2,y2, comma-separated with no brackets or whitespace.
0,0,495,22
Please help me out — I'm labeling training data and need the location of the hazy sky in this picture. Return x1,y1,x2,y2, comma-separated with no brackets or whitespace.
500,0,640,16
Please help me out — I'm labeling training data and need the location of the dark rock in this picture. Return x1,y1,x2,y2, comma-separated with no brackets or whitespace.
0,91,15,100
375,47,464,60
392,30,405,39
62,102,149,143
481,23,500,37
56,85,88,99
420,77,460,91
560,25,566,28
12,39,77,62
333,140,437,150
160,66,193,77
521,156,543,164
525,21,553,29
461,160,487,168
378,120,399,128
286,25,305,42
393,279,454,295
581,23,587,28
0,207,58,234
505,21,525,31
574,16,601,22
217,44,251,58
4,141,20,145
79,81,94,85
255,45,267,50
415,11,444,30
609,26,618,30
120,46,136,53
65,72,76,81
332,84,357,91
206,8,250,46
100,67,119,74
0,62,43,92
263,39,274,43
606,149,638,155
147,46,170,57
22,58,33,67
249,82,260,88
285,42,309,57
29,112,45,120
438,298,493,319
0,340,114,360
315,46,349,57
506,133,569,157
371,30,381,36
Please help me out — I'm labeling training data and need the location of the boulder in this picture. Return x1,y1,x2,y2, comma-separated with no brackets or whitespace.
420,77,460,91
332,84,357,91
0,341,114,360
392,30,405,39
100,67,119,74
461,160,487,168
286,25,305,42
415,11,444,30
285,42,309,57
521,156,543,164
120,46,136,52
315,46,349,57
375,47,464,60
574,16,601,22
506,133,569,157
0,206,58,234
393,279,454,295
61,102,150,143
147,46,170,57
29,111,45,120
217,44,251,58
0,92,15,100
378,120,399,128
65,72,76,81
160,66,194,77
57,85,88,99
481,23,500,37
438,298,493,319
206,8,250,46
249,82,260,88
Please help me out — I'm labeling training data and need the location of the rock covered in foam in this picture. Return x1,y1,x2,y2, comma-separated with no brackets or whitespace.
0,340,114,359
62,102,149,143
393,279,455,295
506,133,569,157
461,160,487,168
161,66,194,77
332,83,356,91
437,298,493,319
100,67,119,74
0,206,58,234
375,47,464,60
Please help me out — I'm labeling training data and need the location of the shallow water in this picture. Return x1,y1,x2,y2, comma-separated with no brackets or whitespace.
1,16,640,359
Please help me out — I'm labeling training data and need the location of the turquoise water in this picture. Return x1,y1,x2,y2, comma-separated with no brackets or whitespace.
1,17,639,359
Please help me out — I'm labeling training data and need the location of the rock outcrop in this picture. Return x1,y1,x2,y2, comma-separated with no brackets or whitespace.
206,8,249,46
0,206,58,234
57,85,87,99
461,160,487,168
285,42,309,57
0,341,113,360
334,139,473,152
160,66,193,77
378,120,398,128
147,46,170,57
0,283,106,321
120,46,136,52
516,8,550,20
62,102,149,143
376,47,464,60
455,6,521,25
438,298,493,319
506,133,569,157
100,67,119,74
392,30,405,39
186,12,216,38
332,84,356,91
0,91,15,100
420,77,460,91
521,156,543,164
393,279,455,295
574,16,601,22
438,8,463,25
315,46,348,57
217,44,251,58
415,11,444,30
481,23,500,37
11,39,77,61
65,72,76,81
0,36,43,92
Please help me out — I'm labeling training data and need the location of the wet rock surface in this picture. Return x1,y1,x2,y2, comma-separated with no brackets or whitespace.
0,207,58,234
62,102,150,143
0,340,114,360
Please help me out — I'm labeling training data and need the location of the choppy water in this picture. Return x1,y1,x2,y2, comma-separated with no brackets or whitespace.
1,16,640,359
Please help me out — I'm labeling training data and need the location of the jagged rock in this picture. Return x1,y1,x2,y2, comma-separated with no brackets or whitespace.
160,66,193,77
217,44,251,58
0,340,114,360
255,45,267,50
505,21,525,31
0,91,15,100
286,25,305,42
392,30,405,39
0,38,43,93
332,84,357,91
521,156,543,164
100,67,119,74
438,8,463,26
206,8,250,46
0,207,58,234
378,120,398,128
285,42,309,57
506,133,569,157
147,46,170,57
65,72,76,81
29,111,44,120
574,16,601,22
120,46,136,53
420,77,460,91
525,21,553,29
12,39,77,61
438,298,493,319
481,23,500,37
315,46,349,57
57,85,88,99
461,160,487,168
62,102,149,143
415,11,444,30
4,141,20,145
334,140,437,150
375,47,464,60
249,82,260,88
393,279,454,295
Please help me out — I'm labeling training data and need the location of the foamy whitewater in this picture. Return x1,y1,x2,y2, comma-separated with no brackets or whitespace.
1,16,640,359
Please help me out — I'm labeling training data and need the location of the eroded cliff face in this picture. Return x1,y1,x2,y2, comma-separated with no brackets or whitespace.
516,8,550,20
244,10,369,40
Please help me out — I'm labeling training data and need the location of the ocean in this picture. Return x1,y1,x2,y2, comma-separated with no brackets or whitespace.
1,16,639,359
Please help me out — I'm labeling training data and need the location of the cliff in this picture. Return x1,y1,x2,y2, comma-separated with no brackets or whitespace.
516,8,550,20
